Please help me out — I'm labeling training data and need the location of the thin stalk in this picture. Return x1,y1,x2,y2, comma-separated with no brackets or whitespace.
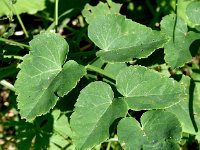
0,37,30,49
54,0,59,31
86,65,115,80
47,9,73,31
0,80,15,92
12,5,29,38
106,141,111,150
3,55,23,60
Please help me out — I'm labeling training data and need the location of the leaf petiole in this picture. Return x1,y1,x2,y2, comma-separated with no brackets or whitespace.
0,37,30,49
0,80,15,92
12,4,29,38
85,64,115,80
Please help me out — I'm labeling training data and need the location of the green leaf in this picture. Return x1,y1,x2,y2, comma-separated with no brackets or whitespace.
161,14,200,68
15,32,86,121
117,117,144,150
117,110,182,150
50,110,74,149
104,62,127,78
52,110,72,138
82,0,121,24
70,81,128,150
167,75,200,137
83,3,168,62
116,66,185,110
0,0,46,16
186,1,200,26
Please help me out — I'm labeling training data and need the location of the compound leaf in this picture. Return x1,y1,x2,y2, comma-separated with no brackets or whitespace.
0,0,46,16
161,14,200,68
70,81,128,150
116,66,185,110
83,2,168,62
117,110,182,150
15,32,86,121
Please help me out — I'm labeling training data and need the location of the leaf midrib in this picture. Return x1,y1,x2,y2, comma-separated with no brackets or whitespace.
80,101,113,149
25,67,62,119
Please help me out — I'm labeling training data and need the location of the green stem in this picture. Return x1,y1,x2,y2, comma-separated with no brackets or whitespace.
0,80,15,92
0,37,30,49
106,138,118,142
47,9,73,31
106,141,111,150
12,5,29,38
54,0,59,31
86,65,115,80
3,55,23,60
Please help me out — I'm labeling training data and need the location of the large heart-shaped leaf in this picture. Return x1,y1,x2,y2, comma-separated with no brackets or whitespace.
116,66,185,110
15,32,86,121
70,81,128,150
117,110,182,150
161,14,200,68
0,0,46,16
83,2,168,62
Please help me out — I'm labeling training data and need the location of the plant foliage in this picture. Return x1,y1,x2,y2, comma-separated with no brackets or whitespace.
0,0,200,149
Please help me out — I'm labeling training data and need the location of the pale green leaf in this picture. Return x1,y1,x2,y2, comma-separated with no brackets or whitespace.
83,2,168,62
52,110,72,138
118,110,182,150
161,14,200,68
70,81,128,150
116,66,185,110
50,110,74,150
0,0,46,16
186,1,200,26
50,134,69,150
15,32,86,121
